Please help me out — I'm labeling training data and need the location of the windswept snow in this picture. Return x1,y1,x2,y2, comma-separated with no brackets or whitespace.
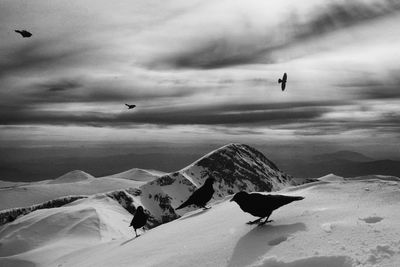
99,168,165,182
0,195,133,266
49,170,94,184
1,176,399,267
0,174,149,211
318,174,345,182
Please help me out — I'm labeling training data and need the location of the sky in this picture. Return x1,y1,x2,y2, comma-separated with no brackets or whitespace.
1,0,400,179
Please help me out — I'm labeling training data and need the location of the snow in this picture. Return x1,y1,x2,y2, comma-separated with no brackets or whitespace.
0,174,149,211
0,195,133,266
318,174,345,182
99,168,165,182
1,176,399,267
48,170,94,184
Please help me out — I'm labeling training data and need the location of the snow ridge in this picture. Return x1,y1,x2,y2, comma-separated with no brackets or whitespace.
136,143,293,219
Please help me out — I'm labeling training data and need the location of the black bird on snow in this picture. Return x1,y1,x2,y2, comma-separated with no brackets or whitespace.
15,30,32,38
129,206,148,237
176,177,215,210
230,191,304,225
278,72,287,91
125,104,136,109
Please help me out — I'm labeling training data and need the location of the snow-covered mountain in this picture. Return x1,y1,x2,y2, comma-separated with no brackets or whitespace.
0,170,152,211
135,143,294,220
48,170,94,184
99,168,165,182
0,195,134,265
0,143,294,228
2,175,400,267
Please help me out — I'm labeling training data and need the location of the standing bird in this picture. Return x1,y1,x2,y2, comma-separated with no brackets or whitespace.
129,206,148,237
278,72,287,91
231,191,304,225
125,104,136,109
15,30,32,38
176,177,215,210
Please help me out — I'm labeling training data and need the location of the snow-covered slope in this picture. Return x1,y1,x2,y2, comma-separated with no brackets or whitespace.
0,195,133,266
318,173,345,182
1,144,291,228
137,143,294,219
99,168,165,182
48,170,94,184
2,176,399,267
0,173,148,211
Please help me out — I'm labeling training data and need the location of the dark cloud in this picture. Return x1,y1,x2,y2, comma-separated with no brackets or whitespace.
43,79,82,92
295,0,400,38
0,102,328,127
337,70,400,100
0,38,93,80
150,0,400,69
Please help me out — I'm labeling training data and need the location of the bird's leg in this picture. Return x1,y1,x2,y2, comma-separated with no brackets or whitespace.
247,218,263,225
258,216,273,226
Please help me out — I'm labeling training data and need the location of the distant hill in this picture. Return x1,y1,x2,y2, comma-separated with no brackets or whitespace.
0,143,296,227
48,170,94,184
313,150,374,162
279,157,400,178
99,168,165,182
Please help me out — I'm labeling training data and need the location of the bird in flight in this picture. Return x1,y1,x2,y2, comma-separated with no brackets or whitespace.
176,177,215,210
278,73,287,91
231,191,304,225
15,30,32,38
125,104,136,109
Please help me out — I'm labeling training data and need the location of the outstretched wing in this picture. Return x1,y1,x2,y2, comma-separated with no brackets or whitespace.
283,73,287,81
281,82,286,91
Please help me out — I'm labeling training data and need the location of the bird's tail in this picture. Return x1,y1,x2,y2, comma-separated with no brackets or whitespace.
176,200,189,210
278,78,282,83
292,196,305,201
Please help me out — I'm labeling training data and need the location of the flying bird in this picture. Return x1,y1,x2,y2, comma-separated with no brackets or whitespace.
129,206,148,237
15,30,32,38
176,177,215,210
125,104,136,109
278,72,287,91
230,191,304,225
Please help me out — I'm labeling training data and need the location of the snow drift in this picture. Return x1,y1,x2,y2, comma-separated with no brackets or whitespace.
2,176,399,266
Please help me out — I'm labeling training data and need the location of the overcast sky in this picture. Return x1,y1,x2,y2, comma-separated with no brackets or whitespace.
1,0,400,163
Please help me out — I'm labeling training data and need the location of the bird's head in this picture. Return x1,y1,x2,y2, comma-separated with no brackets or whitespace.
205,177,216,185
136,206,144,212
230,191,248,203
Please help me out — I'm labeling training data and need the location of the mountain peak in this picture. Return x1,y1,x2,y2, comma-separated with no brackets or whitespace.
137,143,294,222
49,170,94,184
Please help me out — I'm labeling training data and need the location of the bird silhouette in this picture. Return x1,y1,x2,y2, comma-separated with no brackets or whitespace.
278,72,287,91
231,191,304,225
15,30,32,38
129,206,148,237
125,104,136,109
176,177,215,210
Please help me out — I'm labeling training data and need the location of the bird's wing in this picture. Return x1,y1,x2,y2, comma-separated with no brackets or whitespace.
125,104,130,107
265,194,303,209
281,82,286,91
283,73,287,81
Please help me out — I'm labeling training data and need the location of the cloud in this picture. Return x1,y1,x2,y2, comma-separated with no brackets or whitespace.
43,79,82,92
336,69,400,100
0,101,328,127
143,0,400,69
